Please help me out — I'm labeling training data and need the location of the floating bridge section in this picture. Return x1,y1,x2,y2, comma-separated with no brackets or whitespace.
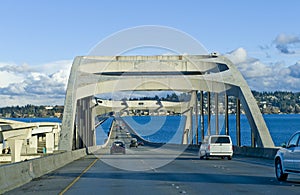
59,55,275,151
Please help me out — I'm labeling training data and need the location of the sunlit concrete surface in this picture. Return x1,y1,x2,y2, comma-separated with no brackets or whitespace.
0,119,61,163
59,55,274,151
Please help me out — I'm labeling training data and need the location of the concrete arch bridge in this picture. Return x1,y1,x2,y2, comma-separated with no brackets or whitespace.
59,55,275,151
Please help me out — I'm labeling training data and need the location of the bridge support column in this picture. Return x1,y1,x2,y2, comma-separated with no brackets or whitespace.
252,130,256,147
91,106,96,146
215,93,219,135
182,90,198,144
76,96,95,149
236,98,241,146
200,91,205,141
225,95,229,135
182,129,189,144
7,139,23,163
194,91,199,144
189,107,193,144
191,91,198,145
182,107,192,144
46,133,54,153
207,92,211,136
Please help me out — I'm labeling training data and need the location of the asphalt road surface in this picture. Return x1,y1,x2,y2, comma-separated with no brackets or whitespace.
6,146,300,195
6,121,300,194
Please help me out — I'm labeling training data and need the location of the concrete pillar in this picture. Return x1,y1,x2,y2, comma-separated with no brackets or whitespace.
225,95,229,135
182,128,189,144
8,139,23,163
46,133,54,153
215,93,219,135
182,106,192,144
76,99,83,149
200,91,204,141
29,135,38,153
236,98,241,146
190,91,198,144
91,105,96,146
76,96,95,149
194,91,199,144
207,92,211,136
189,107,193,144
251,129,256,147
0,143,3,152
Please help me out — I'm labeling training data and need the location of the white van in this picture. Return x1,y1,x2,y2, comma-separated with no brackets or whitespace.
199,135,233,160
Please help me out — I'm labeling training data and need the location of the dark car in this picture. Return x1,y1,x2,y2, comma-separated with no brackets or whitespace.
110,140,126,154
129,138,138,148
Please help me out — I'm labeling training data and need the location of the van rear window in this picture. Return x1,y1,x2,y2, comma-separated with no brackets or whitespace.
211,137,230,143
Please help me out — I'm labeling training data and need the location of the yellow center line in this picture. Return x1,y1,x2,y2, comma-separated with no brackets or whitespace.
59,158,98,195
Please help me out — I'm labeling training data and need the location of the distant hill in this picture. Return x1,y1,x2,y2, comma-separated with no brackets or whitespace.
252,91,300,114
0,105,63,118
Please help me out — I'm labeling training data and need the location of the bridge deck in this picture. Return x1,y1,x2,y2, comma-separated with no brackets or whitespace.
6,147,300,195
5,119,299,194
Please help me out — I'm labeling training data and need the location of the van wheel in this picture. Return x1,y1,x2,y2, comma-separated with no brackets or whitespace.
205,153,209,160
228,156,232,160
275,158,288,181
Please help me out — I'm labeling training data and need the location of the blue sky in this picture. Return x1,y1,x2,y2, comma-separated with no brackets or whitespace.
0,0,300,106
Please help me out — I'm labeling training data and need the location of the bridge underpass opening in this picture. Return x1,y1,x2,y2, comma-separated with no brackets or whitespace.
59,55,275,152
92,91,251,147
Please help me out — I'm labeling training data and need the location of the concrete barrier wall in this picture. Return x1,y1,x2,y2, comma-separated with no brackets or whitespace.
233,146,279,159
0,148,86,194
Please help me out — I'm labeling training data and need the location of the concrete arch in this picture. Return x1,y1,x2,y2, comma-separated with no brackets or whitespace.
59,55,274,151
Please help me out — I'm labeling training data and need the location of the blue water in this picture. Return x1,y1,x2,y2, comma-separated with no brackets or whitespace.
5,117,62,123
96,117,114,145
7,115,298,146
96,114,300,146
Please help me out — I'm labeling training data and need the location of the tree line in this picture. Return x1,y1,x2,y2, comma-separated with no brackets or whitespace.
0,105,64,118
0,91,299,118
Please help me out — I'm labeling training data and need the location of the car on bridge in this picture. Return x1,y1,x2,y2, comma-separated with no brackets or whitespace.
199,135,233,160
275,131,300,181
110,140,126,154
129,138,138,148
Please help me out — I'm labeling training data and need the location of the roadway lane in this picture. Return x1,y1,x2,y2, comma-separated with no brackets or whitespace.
63,150,300,195
6,147,300,195
6,120,300,194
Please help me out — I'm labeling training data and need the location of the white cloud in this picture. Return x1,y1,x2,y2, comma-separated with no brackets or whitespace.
274,34,300,45
226,48,300,92
37,60,72,75
0,60,72,107
1,49,300,108
273,33,300,54
0,63,32,74
0,71,24,87
225,47,247,64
